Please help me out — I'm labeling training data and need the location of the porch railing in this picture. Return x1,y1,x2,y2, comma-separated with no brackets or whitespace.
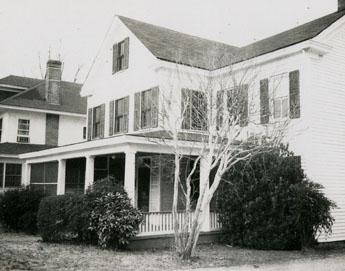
138,211,222,236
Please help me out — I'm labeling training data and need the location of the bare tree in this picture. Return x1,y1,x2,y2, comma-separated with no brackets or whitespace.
144,52,290,259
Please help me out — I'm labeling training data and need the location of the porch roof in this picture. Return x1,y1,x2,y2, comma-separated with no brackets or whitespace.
19,133,204,162
0,143,53,158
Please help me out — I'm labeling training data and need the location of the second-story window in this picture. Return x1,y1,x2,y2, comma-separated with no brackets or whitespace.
270,73,289,120
181,89,207,131
87,104,105,140
134,87,159,131
112,38,129,74
17,119,30,143
115,97,129,133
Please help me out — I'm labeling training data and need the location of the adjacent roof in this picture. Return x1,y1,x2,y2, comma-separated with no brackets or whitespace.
0,79,87,115
118,16,240,70
119,9,345,70
0,75,43,89
0,143,53,156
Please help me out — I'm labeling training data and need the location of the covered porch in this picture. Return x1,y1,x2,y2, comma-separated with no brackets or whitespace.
20,135,222,235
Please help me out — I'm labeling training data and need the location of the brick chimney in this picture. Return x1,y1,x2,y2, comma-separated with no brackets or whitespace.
45,60,62,105
339,0,345,11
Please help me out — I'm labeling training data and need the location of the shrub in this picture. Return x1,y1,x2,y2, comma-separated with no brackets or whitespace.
37,177,143,248
0,187,45,233
37,194,92,242
218,145,335,250
89,191,143,248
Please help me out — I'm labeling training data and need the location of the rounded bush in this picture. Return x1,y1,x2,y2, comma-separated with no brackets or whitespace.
89,192,143,248
217,145,335,250
0,187,45,233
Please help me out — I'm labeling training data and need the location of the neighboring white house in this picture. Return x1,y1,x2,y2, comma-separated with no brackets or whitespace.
19,1,345,240
0,60,87,193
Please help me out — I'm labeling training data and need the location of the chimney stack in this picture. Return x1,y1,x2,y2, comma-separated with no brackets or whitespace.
339,0,345,11
45,60,62,105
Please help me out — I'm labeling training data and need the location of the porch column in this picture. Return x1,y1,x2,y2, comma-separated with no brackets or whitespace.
84,155,95,192
125,151,136,205
21,162,31,187
200,156,211,231
57,159,66,195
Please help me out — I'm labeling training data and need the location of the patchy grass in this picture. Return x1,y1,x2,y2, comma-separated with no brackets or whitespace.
1,233,345,270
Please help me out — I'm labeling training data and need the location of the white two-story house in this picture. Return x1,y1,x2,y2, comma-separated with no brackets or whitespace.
19,1,345,240
0,60,87,193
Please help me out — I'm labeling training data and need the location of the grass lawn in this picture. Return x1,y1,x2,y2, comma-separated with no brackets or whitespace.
1,232,345,271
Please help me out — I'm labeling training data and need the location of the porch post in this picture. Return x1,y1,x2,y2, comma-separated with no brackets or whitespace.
57,159,66,195
21,162,31,187
85,155,95,192
125,151,136,205
200,156,211,231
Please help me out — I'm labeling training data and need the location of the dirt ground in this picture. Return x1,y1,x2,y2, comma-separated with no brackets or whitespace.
1,232,345,270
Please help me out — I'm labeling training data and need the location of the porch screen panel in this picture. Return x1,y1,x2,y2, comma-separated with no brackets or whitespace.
30,162,58,195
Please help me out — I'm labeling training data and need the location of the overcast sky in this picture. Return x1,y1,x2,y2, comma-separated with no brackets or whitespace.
0,0,337,83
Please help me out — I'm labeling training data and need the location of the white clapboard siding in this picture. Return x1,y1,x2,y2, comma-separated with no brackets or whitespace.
306,24,345,242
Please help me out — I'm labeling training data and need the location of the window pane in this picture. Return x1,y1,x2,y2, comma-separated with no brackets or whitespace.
5,164,22,188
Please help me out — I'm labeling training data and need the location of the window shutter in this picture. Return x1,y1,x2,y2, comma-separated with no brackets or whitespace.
216,90,224,129
124,96,129,132
260,79,269,124
289,70,300,119
112,43,118,74
134,92,141,131
123,37,129,70
109,101,115,136
99,104,105,138
151,87,159,128
87,108,92,140
240,85,248,127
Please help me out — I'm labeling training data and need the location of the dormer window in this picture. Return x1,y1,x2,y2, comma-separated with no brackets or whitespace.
113,38,129,74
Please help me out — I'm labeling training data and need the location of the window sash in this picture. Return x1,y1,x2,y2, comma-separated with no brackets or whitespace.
17,119,30,143
273,97,288,119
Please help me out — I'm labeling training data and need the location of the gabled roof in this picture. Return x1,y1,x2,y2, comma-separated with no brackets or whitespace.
0,143,53,156
0,75,43,89
118,16,240,70
0,78,87,115
119,9,345,70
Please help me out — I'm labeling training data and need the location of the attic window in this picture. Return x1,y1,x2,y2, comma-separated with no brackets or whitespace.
112,38,129,74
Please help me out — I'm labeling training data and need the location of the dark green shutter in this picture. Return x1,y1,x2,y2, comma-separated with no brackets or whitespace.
123,37,129,70
151,87,159,128
134,92,141,131
99,104,105,138
260,79,269,124
289,70,300,119
87,108,92,140
109,101,115,136
240,85,248,127
112,43,118,74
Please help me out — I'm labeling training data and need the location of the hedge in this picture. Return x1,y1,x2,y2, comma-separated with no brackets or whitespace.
0,187,45,233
